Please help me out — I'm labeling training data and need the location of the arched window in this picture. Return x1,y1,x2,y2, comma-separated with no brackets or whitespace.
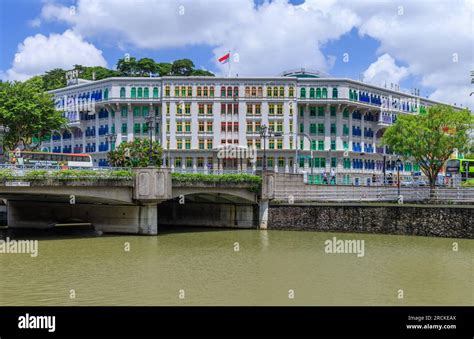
273,87,278,97
187,86,192,97
104,88,109,100
227,86,233,97
309,88,315,98
349,89,353,100
233,86,239,97
197,86,202,96
332,87,338,98
316,88,321,99
251,87,256,97
165,86,170,96
221,86,226,97
181,87,186,97
300,87,306,98
354,91,358,101
137,87,143,98
245,86,250,97
267,86,272,97
209,86,214,97
322,88,327,98
257,87,263,97
279,86,284,97
153,87,158,98
143,87,149,98
203,86,208,97
289,87,294,97
131,87,136,98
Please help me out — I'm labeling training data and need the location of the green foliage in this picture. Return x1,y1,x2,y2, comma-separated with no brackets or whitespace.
42,68,67,90
0,169,13,180
24,169,48,179
171,173,262,192
462,179,474,187
107,139,162,167
382,105,473,188
0,78,67,152
19,169,132,180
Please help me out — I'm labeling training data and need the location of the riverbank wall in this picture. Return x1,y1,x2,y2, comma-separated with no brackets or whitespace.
267,203,474,239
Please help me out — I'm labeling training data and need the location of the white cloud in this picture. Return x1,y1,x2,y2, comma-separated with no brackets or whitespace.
3,30,107,81
38,0,359,76
363,53,409,87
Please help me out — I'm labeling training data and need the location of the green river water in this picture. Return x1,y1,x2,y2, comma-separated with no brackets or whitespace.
0,227,472,306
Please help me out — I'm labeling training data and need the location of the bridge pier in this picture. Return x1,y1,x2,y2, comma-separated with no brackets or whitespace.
138,204,158,235
258,199,269,229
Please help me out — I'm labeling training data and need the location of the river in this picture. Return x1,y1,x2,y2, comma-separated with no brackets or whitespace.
0,227,472,306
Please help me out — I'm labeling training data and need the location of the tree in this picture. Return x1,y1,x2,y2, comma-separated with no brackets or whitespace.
382,105,473,189
116,57,138,76
137,58,158,76
73,65,121,80
171,59,195,76
107,139,162,167
191,69,215,77
42,68,66,91
156,62,172,76
0,77,67,152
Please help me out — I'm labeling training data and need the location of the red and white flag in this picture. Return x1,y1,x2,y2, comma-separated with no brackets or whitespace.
218,52,230,64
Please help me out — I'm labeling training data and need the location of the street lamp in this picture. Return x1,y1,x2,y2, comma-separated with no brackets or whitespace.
396,157,401,196
145,114,155,167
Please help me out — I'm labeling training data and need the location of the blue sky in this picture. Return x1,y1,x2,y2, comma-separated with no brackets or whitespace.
0,0,472,108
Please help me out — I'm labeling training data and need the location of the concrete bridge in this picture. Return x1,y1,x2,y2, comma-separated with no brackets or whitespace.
0,168,275,235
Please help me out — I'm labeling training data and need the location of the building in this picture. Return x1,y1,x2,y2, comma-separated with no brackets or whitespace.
43,69,454,185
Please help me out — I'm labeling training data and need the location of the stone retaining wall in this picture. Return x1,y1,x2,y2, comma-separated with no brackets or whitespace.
268,203,474,238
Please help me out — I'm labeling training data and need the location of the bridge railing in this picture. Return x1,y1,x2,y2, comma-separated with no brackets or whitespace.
0,164,132,179
274,186,474,203
171,168,257,175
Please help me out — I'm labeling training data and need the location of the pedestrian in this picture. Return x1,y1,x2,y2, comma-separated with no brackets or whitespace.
321,168,328,184
330,168,336,185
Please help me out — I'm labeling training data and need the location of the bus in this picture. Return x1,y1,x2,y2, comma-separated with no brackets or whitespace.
446,158,474,179
8,151,93,168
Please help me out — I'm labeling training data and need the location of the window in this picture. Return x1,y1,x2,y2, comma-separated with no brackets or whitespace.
273,87,278,97
255,140,261,149
247,122,253,133
318,140,324,151
207,140,213,149
343,124,349,135
343,141,348,150
289,87,294,97
177,123,183,132
268,157,274,167
144,87,149,98
197,86,202,97
197,157,204,167
277,140,282,149
299,123,304,133
269,104,275,115
134,123,141,134
276,122,283,132
187,86,192,97
318,123,325,134
299,106,304,116
206,122,213,132
322,88,327,98
331,123,336,134
311,140,317,150
142,106,149,117
121,106,128,117
247,104,253,115
330,106,336,116
165,86,170,96
185,140,191,150
310,88,315,98
221,86,226,97
245,87,250,97
175,158,182,167
331,140,336,150
233,103,238,114
133,106,140,117
316,88,321,99
185,121,191,132
120,87,126,98
199,104,205,115
153,87,158,98
310,123,317,134
142,123,148,134
221,122,226,132
221,103,226,114
332,87,338,98
121,123,127,134
277,104,283,115
233,122,239,132
255,121,261,132
185,104,191,115
227,86,233,97
137,87,143,98
251,87,256,97
257,87,263,97
278,156,285,167
181,87,186,97
209,86,214,97
131,87,136,98
300,88,306,98
343,109,349,118
177,140,182,149
207,104,213,115
255,104,261,115
318,107,325,117
175,86,180,97
233,86,239,97
279,86,284,97
310,107,316,116
203,86,208,97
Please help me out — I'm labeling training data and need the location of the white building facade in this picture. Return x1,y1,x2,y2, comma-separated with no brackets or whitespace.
45,70,454,185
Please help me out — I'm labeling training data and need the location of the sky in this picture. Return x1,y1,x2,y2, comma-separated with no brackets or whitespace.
0,0,473,109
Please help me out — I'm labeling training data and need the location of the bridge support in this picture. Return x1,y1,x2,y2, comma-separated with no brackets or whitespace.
258,199,269,229
138,204,158,235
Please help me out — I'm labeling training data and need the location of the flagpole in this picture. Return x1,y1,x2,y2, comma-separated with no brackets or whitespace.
227,50,231,77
